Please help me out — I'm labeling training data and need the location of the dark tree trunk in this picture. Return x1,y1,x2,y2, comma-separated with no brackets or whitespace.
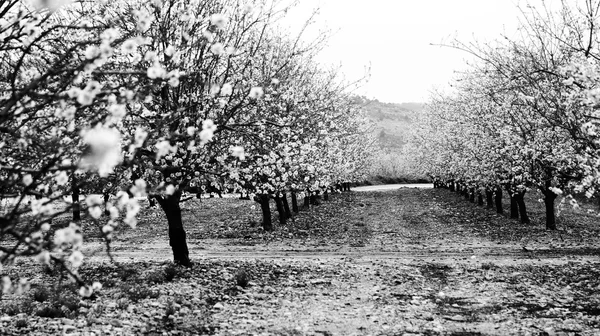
303,195,310,209
258,194,272,231
509,194,519,219
148,195,157,208
323,189,329,201
485,188,493,208
103,192,110,216
281,193,292,219
449,181,455,192
477,189,484,206
514,191,530,224
71,174,80,221
156,192,191,267
274,196,286,225
494,186,503,214
310,191,320,206
543,189,557,230
291,193,299,213
468,187,475,202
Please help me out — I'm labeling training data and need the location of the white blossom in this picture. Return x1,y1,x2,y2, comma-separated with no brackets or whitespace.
210,14,228,30
22,174,33,186
80,126,122,177
68,250,84,268
249,87,264,99
221,83,233,96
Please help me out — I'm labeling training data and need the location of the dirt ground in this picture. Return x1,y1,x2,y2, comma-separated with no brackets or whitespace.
1,188,599,335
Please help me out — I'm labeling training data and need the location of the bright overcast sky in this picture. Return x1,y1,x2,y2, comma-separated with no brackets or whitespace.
282,0,526,104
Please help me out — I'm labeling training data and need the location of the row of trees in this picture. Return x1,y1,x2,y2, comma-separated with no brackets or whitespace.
0,0,375,294
416,0,600,230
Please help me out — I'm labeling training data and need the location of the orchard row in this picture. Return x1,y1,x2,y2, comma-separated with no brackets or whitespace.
416,1,600,230
0,0,375,293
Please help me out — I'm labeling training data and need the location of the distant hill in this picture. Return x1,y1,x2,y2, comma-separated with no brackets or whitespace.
360,98,424,150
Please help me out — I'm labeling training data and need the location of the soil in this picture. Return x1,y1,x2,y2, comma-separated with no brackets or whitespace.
1,188,599,335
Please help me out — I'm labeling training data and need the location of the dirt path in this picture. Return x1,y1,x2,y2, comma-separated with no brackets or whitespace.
7,188,598,336
353,183,433,192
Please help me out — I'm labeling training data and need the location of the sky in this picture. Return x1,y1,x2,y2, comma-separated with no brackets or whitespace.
281,0,526,104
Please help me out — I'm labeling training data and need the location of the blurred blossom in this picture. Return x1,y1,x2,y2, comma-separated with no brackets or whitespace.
165,184,176,195
221,83,233,96
155,140,176,160
86,194,103,207
211,43,225,56
22,174,33,186
35,251,50,265
231,146,245,160
164,45,176,57
203,119,218,132
121,39,138,54
80,126,122,177
32,0,73,11
79,286,93,297
68,250,84,268
249,87,264,99
210,14,228,30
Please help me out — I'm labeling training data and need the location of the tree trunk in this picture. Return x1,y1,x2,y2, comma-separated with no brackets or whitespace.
449,181,455,192
485,188,493,208
494,186,503,214
477,189,484,206
258,194,272,231
509,194,519,219
310,191,320,206
543,189,557,230
323,189,329,201
291,193,299,213
71,174,80,221
148,195,157,208
156,191,190,267
274,196,286,225
468,187,475,202
514,191,530,224
303,195,310,209
103,192,110,216
281,193,292,219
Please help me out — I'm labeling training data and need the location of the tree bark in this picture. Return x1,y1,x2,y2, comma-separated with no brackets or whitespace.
543,189,557,230
274,196,286,225
485,188,493,208
156,191,191,267
303,194,310,209
103,192,110,216
509,194,519,219
514,191,530,224
258,194,272,231
323,189,329,201
291,193,299,213
449,180,455,192
71,174,80,221
494,186,503,214
477,189,484,206
468,187,475,203
281,193,292,219
310,191,320,206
